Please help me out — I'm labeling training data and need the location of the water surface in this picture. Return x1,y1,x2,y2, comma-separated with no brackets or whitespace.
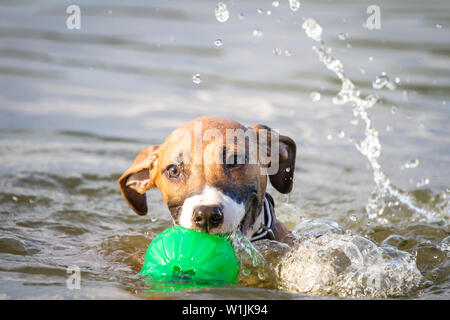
0,0,448,299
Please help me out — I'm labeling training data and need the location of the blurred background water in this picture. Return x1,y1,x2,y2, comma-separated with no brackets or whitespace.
0,0,448,299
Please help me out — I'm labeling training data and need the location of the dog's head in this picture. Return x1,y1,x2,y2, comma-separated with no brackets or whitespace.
118,117,296,238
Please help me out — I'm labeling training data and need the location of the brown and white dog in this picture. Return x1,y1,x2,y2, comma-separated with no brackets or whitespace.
118,117,296,243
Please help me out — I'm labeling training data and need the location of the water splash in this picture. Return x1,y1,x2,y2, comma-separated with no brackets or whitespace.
302,18,445,224
275,233,424,297
227,232,272,286
246,219,426,298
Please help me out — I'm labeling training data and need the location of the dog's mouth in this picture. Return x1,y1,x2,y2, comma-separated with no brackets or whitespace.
168,186,260,237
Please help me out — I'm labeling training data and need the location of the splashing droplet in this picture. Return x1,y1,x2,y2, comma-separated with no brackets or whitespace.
403,159,420,169
215,2,229,23
272,47,282,55
372,72,396,90
338,32,348,40
416,178,430,188
302,18,322,42
310,91,321,102
214,39,223,47
289,0,301,11
192,74,202,84
252,29,263,38
391,105,397,114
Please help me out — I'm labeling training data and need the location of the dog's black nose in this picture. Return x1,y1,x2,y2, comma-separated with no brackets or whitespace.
192,205,224,230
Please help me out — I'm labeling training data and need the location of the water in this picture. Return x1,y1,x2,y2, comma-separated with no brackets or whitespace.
0,0,449,299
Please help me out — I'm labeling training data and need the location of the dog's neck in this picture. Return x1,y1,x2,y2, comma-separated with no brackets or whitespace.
250,193,276,242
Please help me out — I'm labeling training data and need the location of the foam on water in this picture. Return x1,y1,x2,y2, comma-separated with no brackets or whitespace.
228,220,425,298
276,232,424,297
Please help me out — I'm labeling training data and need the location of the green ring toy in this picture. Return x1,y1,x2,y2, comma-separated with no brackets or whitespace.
140,226,239,291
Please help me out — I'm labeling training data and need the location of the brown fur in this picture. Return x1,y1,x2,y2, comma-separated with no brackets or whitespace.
118,116,296,242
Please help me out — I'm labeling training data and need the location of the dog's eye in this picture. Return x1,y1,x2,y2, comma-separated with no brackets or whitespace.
166,165,181,178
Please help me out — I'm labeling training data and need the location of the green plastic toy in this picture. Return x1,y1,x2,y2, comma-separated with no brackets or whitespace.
140,226,239,291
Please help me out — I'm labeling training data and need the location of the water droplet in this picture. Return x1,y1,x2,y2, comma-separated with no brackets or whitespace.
338,130,345,138
369,56,374,62
266,10,272,16
436,23,442,29
404,159,420,169
338,32,347,40
359,68,366,75
391,105,397,114
12,196,18,201
214,39,223,47
289,0,301,11
238,13,245,20
327,134,332,140
272,1,279,7
215,2,229,23
310,91,321,102
302,18,322,42
252,29,263,38
257,8,263,15
192,73,202,84
350,119,358,126
394,77,401,84
285,167,291,173
284,49,292,56
416,178,429,188
372,72,396,90
350,214,358,222
272,47,282,55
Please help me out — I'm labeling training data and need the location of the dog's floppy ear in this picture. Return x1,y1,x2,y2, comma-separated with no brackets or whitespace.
118,145,160,215
249,124,297,194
